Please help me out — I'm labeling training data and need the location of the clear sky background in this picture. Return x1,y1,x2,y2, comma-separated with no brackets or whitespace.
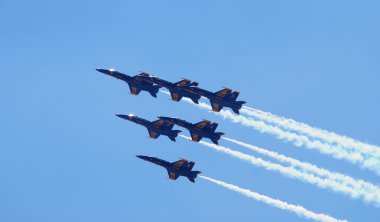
1,1,380,221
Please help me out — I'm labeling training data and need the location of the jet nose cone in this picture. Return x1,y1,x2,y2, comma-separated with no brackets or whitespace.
96,68,107,73
96,68,115,75
116,114,134,120
116,114,127,119
136,155,149,161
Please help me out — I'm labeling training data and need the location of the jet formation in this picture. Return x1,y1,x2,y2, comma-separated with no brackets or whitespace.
98,68,247,183
96,68,246,114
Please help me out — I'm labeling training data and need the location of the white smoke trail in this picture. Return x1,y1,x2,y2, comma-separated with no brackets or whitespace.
200,176,347,222
164,92,380,175
222,137,380,205
241,107,380,159
180,135,380,206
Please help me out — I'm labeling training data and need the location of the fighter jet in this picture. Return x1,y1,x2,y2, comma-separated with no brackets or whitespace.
178,84,246,114
139,72,201,104
159,117,224,145
96,68,161,98
136,155,201,183
116,114,181,141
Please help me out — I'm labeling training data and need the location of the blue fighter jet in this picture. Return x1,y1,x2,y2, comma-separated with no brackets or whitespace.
159,117,224,145
96,68,161,97
136,155,201,183
139,72,201,104
178,84,246,114
116,114,181,141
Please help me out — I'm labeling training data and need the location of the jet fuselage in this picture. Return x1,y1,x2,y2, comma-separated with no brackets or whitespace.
136,155,200,181
96,68,160,97
116,114,180,141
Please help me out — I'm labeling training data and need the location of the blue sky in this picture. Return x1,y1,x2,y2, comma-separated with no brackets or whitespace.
1,0,380,221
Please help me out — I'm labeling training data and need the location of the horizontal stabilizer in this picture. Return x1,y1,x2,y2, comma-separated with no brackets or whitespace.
232,107,243,114
190,97,199,104
149,91,158,98
149,86,161,98
211,138,219,145
169,130,181,142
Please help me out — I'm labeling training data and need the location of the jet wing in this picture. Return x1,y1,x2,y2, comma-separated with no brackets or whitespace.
172,159,188,168
128,84,141,95
210,100,223,112
152,119,175,130
148,129,160,139
208,123,218,132
194,120,211,129
229,91,240,101
167,170,179,180
174,79,191,86
190,132,203,142
214,88,232,98
184,161,195,170
132,74,155,85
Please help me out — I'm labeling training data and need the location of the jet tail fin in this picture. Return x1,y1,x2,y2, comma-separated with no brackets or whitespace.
149,86,161,98
211,139,219,145
231,101,246,114
187,171,201,183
